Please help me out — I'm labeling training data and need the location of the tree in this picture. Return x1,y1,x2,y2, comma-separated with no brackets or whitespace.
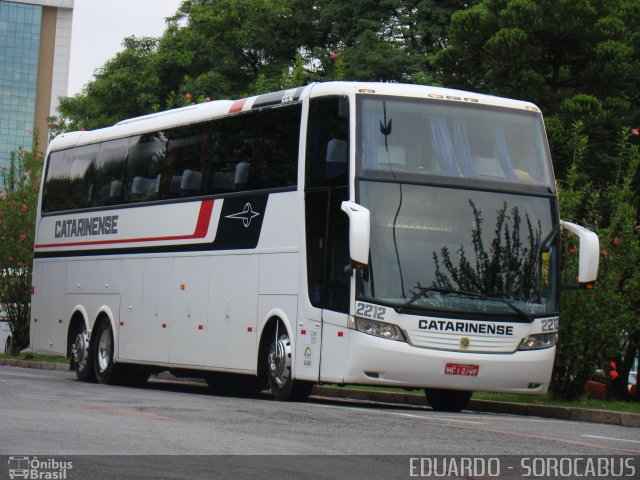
56,36,161,131
0,134,44,354
432,0,640,181
53,0,480,129
552,124,640,400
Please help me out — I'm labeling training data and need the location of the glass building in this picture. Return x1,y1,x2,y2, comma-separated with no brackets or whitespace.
0,0,73,169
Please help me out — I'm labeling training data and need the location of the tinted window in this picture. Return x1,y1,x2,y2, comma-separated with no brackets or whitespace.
91,138,129,206
42,149,73,212
73,144,99,208
251,105,300,189
304,97,350,312
306,97,349,188
206,104,301,194
126,132,166,202
41,103,301,213
162,127,205,198
42,144,99,212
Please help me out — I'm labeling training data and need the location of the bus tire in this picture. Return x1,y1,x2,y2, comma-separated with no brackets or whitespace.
264,326,313,401
93,319,120,385
425,388,472,412
70,323,95,382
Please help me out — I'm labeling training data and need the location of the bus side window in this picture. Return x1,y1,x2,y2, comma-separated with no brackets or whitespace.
161,126,205,199
205,103,300,195
205,116,253,195
92,138,129,207
74,144,99,208
251,104,300,190
127,132,166,203
42,150,73,212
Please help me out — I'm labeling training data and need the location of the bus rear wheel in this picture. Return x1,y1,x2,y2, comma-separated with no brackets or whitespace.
265,327,313,401
93,320,120,384
425,388,472,412
71,324,95,382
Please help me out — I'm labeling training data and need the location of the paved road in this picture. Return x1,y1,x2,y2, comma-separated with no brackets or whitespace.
0,366,639,478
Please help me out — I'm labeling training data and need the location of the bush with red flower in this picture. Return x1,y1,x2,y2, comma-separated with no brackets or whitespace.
0,134,43,354
553,124,640,401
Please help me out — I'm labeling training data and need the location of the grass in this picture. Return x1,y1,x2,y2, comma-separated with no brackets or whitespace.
0,351,68,364
325,384,640,414
473,391,640,414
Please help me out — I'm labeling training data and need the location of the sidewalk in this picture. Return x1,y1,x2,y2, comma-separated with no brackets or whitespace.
2,358,638,428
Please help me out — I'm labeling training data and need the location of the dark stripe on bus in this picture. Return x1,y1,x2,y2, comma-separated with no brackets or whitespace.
34,194,269,258
252,87,304,109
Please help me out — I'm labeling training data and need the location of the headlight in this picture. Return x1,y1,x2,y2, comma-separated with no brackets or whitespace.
518,332,558,350
352,317,406,342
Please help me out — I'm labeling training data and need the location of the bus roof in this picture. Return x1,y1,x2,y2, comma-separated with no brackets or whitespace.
47,81,540,153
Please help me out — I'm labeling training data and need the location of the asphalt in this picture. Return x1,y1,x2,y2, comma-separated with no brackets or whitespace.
1,357,638,428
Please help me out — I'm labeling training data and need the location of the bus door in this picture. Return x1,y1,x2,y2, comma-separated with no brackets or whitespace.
302,96,351,383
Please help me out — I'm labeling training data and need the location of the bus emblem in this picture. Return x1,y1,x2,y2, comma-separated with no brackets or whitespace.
225,203,261,227
460,337,470,348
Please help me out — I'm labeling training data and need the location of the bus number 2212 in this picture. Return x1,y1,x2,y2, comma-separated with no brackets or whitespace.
356,302,386,321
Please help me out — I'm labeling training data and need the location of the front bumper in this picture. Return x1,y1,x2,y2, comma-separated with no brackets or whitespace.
343,330,554,394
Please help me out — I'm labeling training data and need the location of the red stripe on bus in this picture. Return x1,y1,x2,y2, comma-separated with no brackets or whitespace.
229,98,247,113
35,200,215,249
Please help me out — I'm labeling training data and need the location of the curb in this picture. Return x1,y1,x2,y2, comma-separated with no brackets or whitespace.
0,358,70,372
2,359,638,427
312,386,640,428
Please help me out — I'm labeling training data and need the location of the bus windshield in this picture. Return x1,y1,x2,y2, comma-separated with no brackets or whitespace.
357,182,559,317
357,96,553,188
356,96,559,318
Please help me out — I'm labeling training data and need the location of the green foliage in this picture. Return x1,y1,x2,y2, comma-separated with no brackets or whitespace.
57,36,161,131
0,134,44,354
53,1,480,129
552,124,640,400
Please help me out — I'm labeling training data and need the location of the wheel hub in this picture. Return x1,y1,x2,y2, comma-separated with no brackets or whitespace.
97,328,112,373
71,330,89,370
268,333,291,388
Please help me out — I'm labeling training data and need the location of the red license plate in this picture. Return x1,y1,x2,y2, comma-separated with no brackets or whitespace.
444,363,479,376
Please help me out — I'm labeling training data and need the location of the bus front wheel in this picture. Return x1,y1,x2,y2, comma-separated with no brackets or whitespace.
265,326,313,401
425,388,472,412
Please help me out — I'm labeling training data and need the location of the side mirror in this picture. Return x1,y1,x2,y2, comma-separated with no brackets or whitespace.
341,201,370,266
560,220,599,283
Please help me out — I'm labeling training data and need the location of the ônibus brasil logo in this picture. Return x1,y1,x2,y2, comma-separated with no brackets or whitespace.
8,456,72,479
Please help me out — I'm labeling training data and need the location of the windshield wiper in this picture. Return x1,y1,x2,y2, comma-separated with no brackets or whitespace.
396,286,532,322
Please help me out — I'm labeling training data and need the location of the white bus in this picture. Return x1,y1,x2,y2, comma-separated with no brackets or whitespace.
30,82,599,410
